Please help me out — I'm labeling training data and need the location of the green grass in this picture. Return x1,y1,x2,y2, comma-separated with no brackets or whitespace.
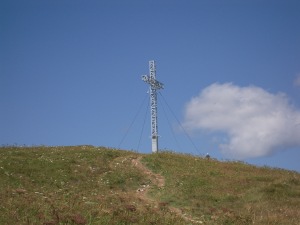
0,146,182,225
0,146,299,224
142,151,300,225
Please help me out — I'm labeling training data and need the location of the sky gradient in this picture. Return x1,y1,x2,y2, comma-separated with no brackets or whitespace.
1,0,300,172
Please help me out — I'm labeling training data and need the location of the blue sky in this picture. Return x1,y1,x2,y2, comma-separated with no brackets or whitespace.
1,0,300,172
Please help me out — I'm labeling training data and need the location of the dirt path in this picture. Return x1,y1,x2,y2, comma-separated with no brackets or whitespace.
131,156,203,224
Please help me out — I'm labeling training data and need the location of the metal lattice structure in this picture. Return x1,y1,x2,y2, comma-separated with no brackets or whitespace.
142,60,164,153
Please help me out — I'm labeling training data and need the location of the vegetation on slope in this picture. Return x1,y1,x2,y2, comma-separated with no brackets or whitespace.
143,152,300,224
0,146,182,225
0,146,299,224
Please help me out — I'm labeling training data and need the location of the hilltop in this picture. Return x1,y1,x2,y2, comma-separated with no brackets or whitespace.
0,146,299,225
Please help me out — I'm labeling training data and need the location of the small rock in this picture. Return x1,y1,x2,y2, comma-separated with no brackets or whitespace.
15,188,26,194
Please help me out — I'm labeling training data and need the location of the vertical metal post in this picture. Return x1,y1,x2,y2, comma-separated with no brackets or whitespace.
149,61,158,153
142,60,164,153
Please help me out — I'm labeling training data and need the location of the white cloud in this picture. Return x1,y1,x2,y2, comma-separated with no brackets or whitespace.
184,83,300,159
294,74,300,87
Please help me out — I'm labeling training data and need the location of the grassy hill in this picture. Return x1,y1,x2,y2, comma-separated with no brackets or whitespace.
0,146,299,225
